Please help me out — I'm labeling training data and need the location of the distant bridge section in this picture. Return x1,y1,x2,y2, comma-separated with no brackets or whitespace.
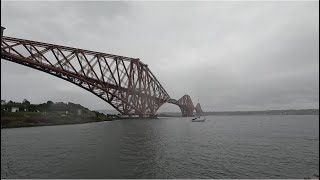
195,103,203,116
168,95,203,117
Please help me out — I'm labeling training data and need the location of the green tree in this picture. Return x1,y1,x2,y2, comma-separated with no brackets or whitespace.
7,100,14,106
47,101,54,106
22,99,31,106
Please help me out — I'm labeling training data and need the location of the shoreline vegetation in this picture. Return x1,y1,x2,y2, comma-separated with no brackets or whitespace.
1,99,319,129
1,99,120,129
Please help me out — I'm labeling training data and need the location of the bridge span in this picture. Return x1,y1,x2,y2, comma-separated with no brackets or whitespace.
1,28,203,117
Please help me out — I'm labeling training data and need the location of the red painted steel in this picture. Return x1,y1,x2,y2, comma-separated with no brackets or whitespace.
168,95,203,117
195,103,203,116
1,36,203,117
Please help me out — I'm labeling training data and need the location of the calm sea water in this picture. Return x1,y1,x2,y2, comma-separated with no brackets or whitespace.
1,115,319,179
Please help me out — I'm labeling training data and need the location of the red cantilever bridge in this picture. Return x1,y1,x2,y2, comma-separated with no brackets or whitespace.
1,34,203,117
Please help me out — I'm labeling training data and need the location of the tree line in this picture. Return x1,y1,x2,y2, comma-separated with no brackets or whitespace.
1,99,90,113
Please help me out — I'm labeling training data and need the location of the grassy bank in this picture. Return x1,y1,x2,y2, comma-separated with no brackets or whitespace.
1,111,113,128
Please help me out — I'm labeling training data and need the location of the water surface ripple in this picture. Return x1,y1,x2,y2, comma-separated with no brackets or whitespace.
1,115,319,178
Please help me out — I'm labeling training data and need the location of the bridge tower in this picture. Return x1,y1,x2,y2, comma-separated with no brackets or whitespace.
168,95,195,117
195,103,203,116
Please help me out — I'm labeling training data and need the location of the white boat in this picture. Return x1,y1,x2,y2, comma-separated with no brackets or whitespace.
191,116,206,122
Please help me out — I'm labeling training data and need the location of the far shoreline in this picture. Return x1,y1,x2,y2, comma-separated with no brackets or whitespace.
2,113,318,129
157,109,319,117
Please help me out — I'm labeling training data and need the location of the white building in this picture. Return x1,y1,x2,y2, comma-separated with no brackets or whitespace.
11,107,19,112
77,109,82,116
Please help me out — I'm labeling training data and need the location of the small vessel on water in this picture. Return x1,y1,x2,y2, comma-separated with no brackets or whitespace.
191,116,206,122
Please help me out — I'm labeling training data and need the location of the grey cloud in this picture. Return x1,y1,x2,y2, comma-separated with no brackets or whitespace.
1,1,318,112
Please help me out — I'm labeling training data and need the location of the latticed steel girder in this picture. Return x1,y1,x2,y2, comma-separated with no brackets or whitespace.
177,95,195,117
168,95,203,117
1,36,171,116
195,103,203,116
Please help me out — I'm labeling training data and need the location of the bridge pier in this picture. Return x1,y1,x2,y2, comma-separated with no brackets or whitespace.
148,114,158,119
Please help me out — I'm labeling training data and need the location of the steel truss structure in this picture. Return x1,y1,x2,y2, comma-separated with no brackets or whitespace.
1,36,203,117
168,95,203,117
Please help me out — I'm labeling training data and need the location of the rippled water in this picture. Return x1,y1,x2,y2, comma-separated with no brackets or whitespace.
1,115,319,178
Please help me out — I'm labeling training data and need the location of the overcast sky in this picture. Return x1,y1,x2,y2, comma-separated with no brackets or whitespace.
1,1,319,112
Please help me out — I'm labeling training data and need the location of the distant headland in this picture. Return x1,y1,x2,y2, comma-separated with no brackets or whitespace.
157,109,319,117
